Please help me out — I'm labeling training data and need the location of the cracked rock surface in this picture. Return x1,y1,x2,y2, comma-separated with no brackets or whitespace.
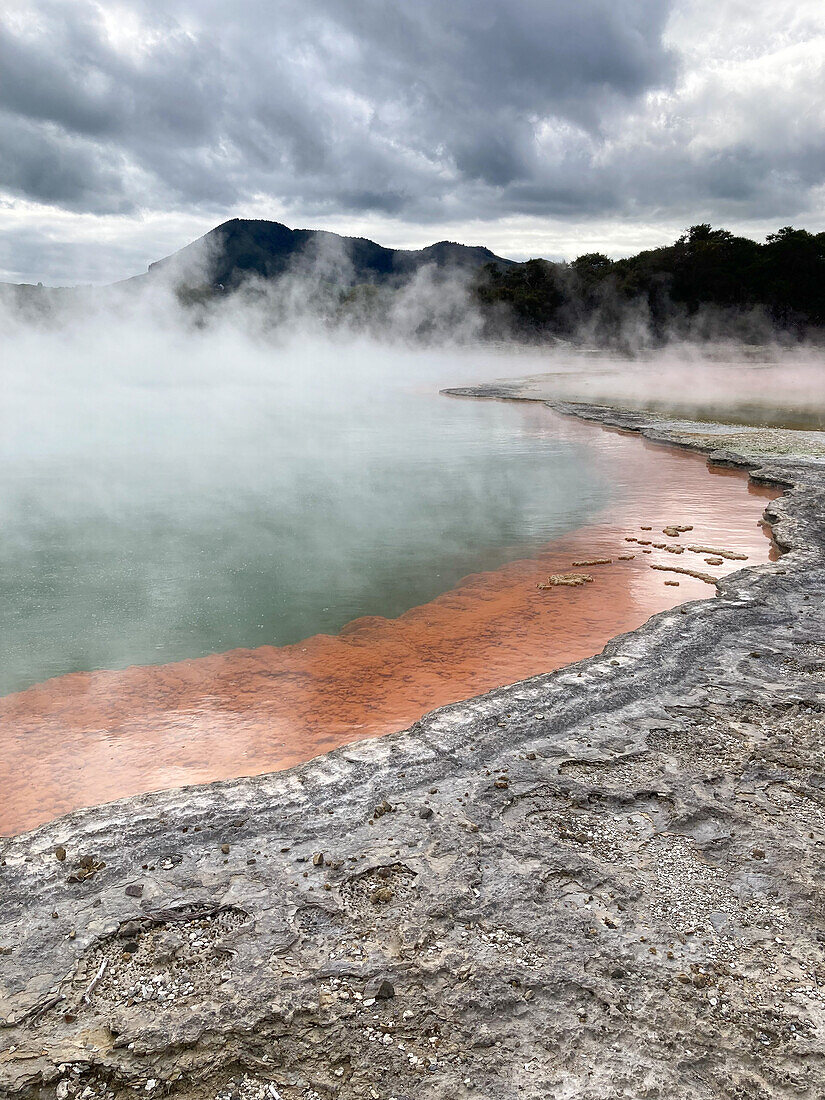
1,398,824,1100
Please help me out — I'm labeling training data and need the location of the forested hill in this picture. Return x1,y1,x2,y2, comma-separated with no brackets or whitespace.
143,218,825,339
119,219,825,339
3,221,824,342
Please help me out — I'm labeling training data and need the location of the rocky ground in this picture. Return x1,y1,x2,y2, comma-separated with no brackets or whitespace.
1,396,824,1100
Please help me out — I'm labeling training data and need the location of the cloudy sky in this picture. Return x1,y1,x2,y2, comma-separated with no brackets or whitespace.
1,0,823,283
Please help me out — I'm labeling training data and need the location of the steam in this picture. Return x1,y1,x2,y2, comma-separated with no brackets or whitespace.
497,346,825,429
0,261,598,696
1,241,823,697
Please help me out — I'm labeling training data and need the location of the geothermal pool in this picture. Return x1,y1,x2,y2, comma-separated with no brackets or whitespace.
1,372,613,698
0,379,777,834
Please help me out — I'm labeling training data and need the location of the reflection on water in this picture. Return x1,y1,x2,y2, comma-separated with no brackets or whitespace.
509,354,825,430
0,408,778,835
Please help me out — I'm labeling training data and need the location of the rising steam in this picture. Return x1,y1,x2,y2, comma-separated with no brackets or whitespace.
0,237,822,694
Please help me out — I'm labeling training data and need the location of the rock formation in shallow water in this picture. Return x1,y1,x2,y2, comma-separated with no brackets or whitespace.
1,400,824,1100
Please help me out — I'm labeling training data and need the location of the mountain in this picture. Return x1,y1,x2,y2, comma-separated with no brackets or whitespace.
144,218,516,290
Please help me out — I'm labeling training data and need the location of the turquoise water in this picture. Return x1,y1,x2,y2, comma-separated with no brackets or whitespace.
0,337,611,696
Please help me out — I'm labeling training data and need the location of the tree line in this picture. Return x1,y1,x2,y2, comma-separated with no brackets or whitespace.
474,225,825,344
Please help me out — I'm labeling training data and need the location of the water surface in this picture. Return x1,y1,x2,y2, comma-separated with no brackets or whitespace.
0,400,778,834
1,360,608,696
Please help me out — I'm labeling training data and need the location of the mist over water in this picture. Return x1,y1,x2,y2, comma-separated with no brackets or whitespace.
0,306,610,696
504,347,825,430
1,267,822,699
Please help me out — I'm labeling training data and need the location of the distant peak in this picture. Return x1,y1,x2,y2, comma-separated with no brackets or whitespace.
211,217,290,233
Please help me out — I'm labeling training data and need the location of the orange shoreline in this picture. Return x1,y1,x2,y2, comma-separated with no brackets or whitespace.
0,431,779,836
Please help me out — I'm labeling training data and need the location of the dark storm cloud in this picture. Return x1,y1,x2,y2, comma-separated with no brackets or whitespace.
0,112,129,211
1,0,823,271
0,0,678,219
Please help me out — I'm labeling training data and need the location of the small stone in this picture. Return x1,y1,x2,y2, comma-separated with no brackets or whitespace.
220,844,230,855
419,807,433,820
312,852,324,867
494,779,509,790
370,886,394,905
55,846,66,862
125,884,144,898
752,847,766,859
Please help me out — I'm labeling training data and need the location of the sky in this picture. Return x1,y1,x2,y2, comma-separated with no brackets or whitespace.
1,0,823,284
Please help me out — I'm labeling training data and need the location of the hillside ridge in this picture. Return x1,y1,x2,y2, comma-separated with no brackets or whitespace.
144,217,515,289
